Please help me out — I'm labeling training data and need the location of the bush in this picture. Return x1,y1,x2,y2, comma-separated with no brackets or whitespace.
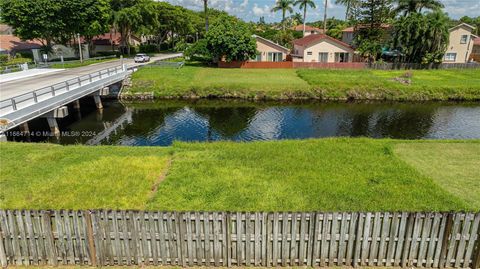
17,51,34,60
139,44,158,53
185,39,211,62
0,54,8,64
96,51,120,57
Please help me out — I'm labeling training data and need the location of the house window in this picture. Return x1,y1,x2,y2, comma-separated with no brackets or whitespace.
319,52,329,63
307,51,313,56
267,52,283,62
460,35,468,44
334,52,349,62
444,52,457,61
256,53,262,62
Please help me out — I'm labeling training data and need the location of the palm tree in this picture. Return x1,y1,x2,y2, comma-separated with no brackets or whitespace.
271,0,295,31
204,0,209,32
294,0,317,36
395,0,444,15
335,0,360,20
322,0,328,33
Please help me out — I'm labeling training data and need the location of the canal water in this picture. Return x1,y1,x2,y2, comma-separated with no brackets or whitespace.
7,99,480,146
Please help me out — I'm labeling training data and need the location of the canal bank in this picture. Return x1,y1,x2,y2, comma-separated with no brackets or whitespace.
123,65,480,101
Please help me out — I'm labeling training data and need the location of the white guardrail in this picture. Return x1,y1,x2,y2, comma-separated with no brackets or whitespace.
0,65,126,116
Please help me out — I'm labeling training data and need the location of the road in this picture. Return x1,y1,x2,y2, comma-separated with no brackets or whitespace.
0,53,181,101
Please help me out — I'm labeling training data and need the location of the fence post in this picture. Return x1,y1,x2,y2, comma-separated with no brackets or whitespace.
41,210,58,266
439,213,454,269
0,214,7,269
471,213,480,269
84,210,97,267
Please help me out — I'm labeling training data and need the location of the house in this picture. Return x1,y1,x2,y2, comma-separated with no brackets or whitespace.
444,23,478,63
471,37,480,62
291,34,354,63
0,24,14,35
252,35,290,62
291,25,325,37
341,24,391,46
0,35,42,55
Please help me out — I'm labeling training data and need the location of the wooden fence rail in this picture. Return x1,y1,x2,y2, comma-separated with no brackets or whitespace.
0,211,479,268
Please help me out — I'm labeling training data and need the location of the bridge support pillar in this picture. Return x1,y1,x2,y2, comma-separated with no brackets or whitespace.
93,95,103,109
73,100,81,110
42,106,69,137
19,122,30,134
47,118,60,137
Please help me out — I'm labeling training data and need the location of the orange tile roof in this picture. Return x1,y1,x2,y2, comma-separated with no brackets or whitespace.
292,34,353,50
0,35,42,52
474,37,480,46
291,25,325,33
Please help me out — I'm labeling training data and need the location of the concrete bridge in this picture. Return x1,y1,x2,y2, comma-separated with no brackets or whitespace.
0,53,181,141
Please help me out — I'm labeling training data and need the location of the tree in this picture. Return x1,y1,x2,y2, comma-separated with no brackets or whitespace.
394,0,444,15
204,0,209,32
322,0,328,32
205,16,257,62
111,0,157,55
0,0,68,47
335,0,361,21
294,0,316,36
354,0,394,62
392,10,449,63
271,0,294,31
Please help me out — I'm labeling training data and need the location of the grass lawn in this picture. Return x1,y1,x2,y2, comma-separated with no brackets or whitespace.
1,139,478,211
0,143,172,209
126,65,480,101
394,142,480,208
129,65,311,99
50,57,118,69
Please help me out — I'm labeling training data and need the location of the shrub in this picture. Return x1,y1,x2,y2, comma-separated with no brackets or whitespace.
139,44,158,53
0,54,8,64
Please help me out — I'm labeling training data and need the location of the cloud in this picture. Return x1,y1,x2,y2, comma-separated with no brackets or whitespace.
252,3,272,17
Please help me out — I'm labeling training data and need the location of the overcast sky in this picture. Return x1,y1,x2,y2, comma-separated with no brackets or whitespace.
159,0,479,22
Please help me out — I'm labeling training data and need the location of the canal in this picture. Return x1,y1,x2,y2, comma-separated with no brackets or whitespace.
6,99,480,146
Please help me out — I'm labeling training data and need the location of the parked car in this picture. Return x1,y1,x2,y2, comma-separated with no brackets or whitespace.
134,53,150,63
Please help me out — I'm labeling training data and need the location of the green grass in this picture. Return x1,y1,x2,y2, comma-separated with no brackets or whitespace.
126,66,480,101
50,57,118,69
0,143,171,209
1,139,479,211
394,142,480,208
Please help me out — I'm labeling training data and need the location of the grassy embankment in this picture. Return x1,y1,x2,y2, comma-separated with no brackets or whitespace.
50,57,118,69
1,139,479,211
125,65,480,101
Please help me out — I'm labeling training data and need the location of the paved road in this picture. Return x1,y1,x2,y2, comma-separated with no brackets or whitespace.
0,53,181,101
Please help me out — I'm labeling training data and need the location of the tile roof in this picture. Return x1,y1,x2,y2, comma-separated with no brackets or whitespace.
291,25,325,33
474,37,480,46
292,34,353,50
0,35,42,52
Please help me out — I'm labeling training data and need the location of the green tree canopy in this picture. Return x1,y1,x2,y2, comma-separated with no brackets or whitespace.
354,0,394,62
271,0,295,30
392,10,449,63
394,0,444,16
205,16,257,62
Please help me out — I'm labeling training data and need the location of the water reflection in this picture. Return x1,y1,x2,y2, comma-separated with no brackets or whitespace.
7,100,480,146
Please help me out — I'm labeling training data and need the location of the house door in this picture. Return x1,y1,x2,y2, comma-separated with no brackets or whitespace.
334,52,349,62
268,52,283,62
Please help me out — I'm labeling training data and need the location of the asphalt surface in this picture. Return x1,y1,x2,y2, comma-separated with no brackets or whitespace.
0,53,181,101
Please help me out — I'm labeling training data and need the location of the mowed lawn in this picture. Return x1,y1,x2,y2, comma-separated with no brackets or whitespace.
0,143,171,209
127,65,480,101
129,66,310,99
1,139,478,211
297,69,480,100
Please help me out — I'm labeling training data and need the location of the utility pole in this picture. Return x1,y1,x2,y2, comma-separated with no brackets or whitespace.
323,0,328,33
204,0,209,32
77,33,83,63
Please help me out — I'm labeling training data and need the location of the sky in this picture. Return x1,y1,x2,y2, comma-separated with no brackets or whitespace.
159,0,480,22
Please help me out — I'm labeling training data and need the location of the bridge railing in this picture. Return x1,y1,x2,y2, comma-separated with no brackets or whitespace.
0,65,126,116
